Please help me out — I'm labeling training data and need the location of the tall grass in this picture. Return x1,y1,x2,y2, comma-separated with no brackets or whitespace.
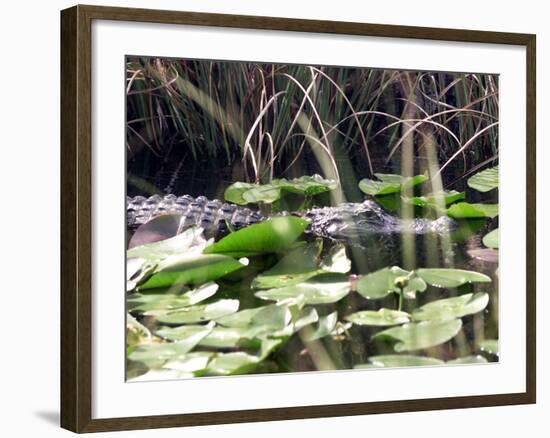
126,57,498,189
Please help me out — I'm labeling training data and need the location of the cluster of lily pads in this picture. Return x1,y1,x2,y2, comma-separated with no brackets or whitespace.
126,167,499,380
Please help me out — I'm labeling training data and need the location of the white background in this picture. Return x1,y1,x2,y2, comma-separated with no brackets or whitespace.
93,20,526,418
0,0,546,437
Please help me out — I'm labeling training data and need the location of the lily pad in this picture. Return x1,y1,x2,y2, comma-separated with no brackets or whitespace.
127,282,219,315
482,228,499,249
447,355,488,364
301,312,338,341
126,314,152,347
446,202,498,219
356,266,427,300
155,299,239,325
203,216,309,257
128,337,211,369
359,173,427,196
412,292,489,321
405,190,465,208
224,175,336,206
346,308,411,326
256,278,350,305
479,339,499,356
360,355,444,368
467,166,499,192
372,319,463,352
155,322,216,343
204,338,282,376
415,268,491,288
276,175,338,196
252,242,350,289
138,254,248,289
127,226,207,261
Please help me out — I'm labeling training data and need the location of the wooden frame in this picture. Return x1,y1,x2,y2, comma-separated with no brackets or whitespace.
60,4,536,433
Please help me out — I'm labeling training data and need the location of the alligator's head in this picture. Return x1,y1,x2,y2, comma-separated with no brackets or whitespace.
306,199,456,242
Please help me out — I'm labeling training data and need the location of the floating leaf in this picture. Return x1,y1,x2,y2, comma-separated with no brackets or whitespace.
256,277,350,305
467,166,499,192
128,337,211,369
372,319,463,352
198,326,262,349
224,175,336,206
252,242,350,289
359,173,427,196
275,175,337,196
482,228,499,249
138,254,248,289
446,202,498,219
346,308,411,326
203,216,309,257
155,299,239,325
301,312,338,341
356,266,427,300
447,355,488,364
359,355,444,368
412,293,489,321
128,283,219,315
126,258,156,291
242,185,282,204
155,322,216,343
479,339,499,356
223,182,257,205
126,314,152,347
415,268,491,288
405,190,465,208
127,227,207,261
204,338,282,376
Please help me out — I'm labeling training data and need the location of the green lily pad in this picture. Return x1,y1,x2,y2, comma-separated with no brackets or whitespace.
415,268,491,288
204,338,282,376
224,182,257,205
356,266,427,300
276,175,338,196
301,312,338,341
126,313,152,347
447,355,488,364
128,282,219,315
479,339,499,355
346,308,411,326
138,254,248,289
128,337,211,369
467,166,499,192
412,292,489,321
155,299,239,325
359,173,427,196
372,319,463,352
360,355,444,368
405,190,465,208
256,277,350,305
224,175,336,206
446,202,499,219
203,216,309,257
252,242,350,289
242,185,282,204
155,322,216,343
482,228,499,249
127,227,207,261
198,326,262,349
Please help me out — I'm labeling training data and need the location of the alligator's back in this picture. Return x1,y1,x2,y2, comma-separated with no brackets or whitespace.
127,194,454,243
127,194,264,239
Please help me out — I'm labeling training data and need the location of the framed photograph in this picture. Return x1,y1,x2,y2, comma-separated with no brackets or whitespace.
60,4,536,433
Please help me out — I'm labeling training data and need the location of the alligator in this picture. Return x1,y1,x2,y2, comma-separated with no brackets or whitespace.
126,194,455,242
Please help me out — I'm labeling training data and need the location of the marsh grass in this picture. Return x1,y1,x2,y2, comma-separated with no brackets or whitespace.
126,58,498,191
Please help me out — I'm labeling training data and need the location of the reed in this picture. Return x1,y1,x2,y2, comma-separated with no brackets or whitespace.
126,57,498,188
